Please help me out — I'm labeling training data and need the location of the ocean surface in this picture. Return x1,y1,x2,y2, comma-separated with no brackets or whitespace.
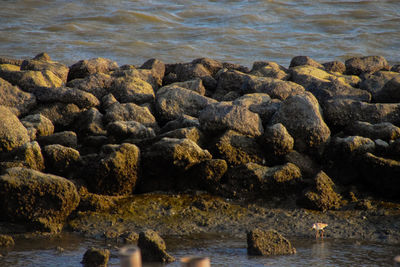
1,0,399,67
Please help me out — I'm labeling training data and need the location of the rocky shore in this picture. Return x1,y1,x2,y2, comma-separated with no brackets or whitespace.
0,53,400,251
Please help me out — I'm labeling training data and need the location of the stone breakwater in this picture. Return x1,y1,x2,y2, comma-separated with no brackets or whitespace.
0,53,399,244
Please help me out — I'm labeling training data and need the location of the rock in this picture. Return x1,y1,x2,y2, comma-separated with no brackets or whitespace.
359,71,399,101
285,151,320,178
345,56,389,75
247,228,296,256
375,75,400,103
160,115,200,133
214,130,267,166
271,92,331,152
101,93,118,110
43,144,80,177
33,102,81,129
250,61,289,80
331,136,375,157
121,231,139,244
140,138,212,192
107,121,156,140
391,64,400,73
300,171,342,211
0,57,23,66
214,69,249,98
0,167,80,232
167,62,216,90
21,56,69,83
68,58,118,81
191,58,223,76
33,86,100,109
81,247,110,267
109,76,154,104
168,78,206,95
346,121,400,141
38,131,78,148
140,58,165,88
21,114,54,140
104,102,158,128
6,141,45,171
322,61,346,73
74,108,106,137
159,127,204,146
289,56,324,69
242,75,305,100
290,65,367,102
260,123,294,157
85,143,140,195
138,230,175,263
358,153,400,198
0,235,14,247
0,105,30,153
0,77,36,116
155,85,216,121
76,187,118,212
187,159,228,191
199,102,264,137
323,99,400,128
1,69,63,91
66,73,113,100
112,67,162,90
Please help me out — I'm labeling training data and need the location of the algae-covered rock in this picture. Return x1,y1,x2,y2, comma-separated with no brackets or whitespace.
104,102,158,129
159,127,204,146
74,108,106,137
0,77,36,116
0,235,14,247
68,57,118,81
109,76,154,104
300,171,342,211
187,159,228,191
66,73,112,100
81,247,110,267
322,60,346,73
107,121,155,140
43,144,80,176
0,105,30,153
346,121,400,141
260,123,294,157
21,56,69,83
138,230,175,263
359,71,399,101
38,131,78,148
21,114,54,140
199,101,264,137
289,55,324,69
0,167,80,232
250,61,289,80
345,55,389,75
247,228,296,256
33,102,81,128
331,136,375,157
11,141,45,171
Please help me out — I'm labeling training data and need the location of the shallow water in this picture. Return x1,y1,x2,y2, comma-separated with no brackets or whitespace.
0,233,399,266
1,0,400,67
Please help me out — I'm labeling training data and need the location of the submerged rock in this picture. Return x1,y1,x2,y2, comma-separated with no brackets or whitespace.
138,230,175,263
81,247,110,267
247,228,296,256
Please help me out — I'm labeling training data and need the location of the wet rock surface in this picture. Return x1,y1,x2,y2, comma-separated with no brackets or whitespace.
247,228,296,256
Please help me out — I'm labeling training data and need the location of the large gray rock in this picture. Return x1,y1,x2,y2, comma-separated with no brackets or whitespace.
233,93,281,123
138,230,175,263
68,57,118,81
21,114,54,140
156,85,216,121
0,167,80,232
0,105,30,152
271,92,331,151
66,73,113,100
323,99,400,128
104,102,158,128
199,102,264,137
0,77,36,116
345,56,389,75
247,229,296,256
109,76,154,104
346,121,400,141
33,86,100,109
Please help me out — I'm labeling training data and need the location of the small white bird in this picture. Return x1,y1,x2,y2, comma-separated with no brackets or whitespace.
312,223,328,239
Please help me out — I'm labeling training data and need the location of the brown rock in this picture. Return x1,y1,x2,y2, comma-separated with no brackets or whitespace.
247,228,296,256
81,247,110,267
138,230,175,263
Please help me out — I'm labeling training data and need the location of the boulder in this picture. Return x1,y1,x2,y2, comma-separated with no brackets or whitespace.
214,130,267,166
33,102,81,129
109,76,154,104
140,58,165,88
104,102,158,129
138,230,175,263
21,114,54,140
199,102,264,137
233,93,281,123
111,67,161,90
155,85,216,121
191,57,223,76
38,131,78,148
345,56,389,75
250,61,289,80
140,138,212,192
159,127,204,146
285,151,320,178
391,64,400,73
187,159,228,191
101,93,118,110
21,56,69,83
0,105,30,153
242,76,305,100
260,123,294,157
289,56,324,69
331,136,375,157
107,121,156,140
300,171,342,211
8,141,45,171
247,228,296,256
43,144,80,177
85,143,140,195
0,57,23,66
323,99,400,128
160,115,200,133
81,247,110,267
346,121,400,141
0,77,36,116
0,167,80,232
322,61,346,73
167,78,206,95
214,69,249,98
359,71,399,101
68,57,118,81
375,75,400,103
66,73,113,100
271,92,331,152
74,108,106,137
0,235,14,247
166,62,216,90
